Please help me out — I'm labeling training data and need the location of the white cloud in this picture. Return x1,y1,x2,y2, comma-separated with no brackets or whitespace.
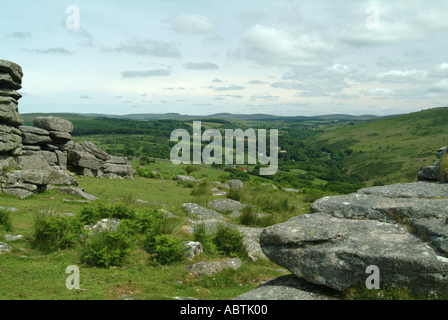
429,79,448,93
183,62,219,70
164,14,219,35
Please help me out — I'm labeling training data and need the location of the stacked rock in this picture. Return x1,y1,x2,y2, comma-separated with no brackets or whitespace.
418,146,448,182
67,140,135,179
0,59,24,156
19,116,73,170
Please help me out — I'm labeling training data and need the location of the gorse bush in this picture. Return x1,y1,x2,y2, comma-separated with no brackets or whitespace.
0,208,12,232
79,228,132,268
79,201,136,224
31,211,82,253
145,234,186,265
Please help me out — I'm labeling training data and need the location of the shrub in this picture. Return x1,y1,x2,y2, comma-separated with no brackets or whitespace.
185,165,201,176
190,180,212,196
79,229,132,268
193,222,218,256
212,224,247,259
31,211,82,253
439,154,448,183
237,206,276,228
79,201,136,224
302,189,329,203
145,234,186,265
0,208,13,232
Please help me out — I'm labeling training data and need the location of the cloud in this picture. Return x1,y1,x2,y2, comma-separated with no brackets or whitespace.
251,94,279,99
164,14,219,35
79,95,91,99
114,96,123,98
121,69,171,78
101,39,180,58
211,78,224,82
183,62,219,70
234,24,335,67
23,47,74,55
160,100,168,103
5,31,31,39
375,69,428,83
331,93,360,100
247,80,267,84
364,87,440,99
215,84,245,91
202,35,225,44
429,79,448,93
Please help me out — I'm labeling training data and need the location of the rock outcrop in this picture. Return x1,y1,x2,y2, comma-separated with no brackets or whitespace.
258,181,448,298
418,146,448,182
0,60,134,198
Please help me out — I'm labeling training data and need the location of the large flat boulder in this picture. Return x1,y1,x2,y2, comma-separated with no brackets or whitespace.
0,132,21,153
182,203,228,220
33,116,73,133
102,164,133,177
68,150,102,170
185,258,242,276
0,73,21,90
208,198,247,212
260,212,448,297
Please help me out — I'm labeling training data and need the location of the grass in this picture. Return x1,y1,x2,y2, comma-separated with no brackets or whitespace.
0,208,13,232
439,154,448,182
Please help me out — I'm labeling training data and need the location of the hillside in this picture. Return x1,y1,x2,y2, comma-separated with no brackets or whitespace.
306,107,448,184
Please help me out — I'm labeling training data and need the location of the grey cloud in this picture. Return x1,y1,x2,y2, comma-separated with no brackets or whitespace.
121,69,171,78
247,80,267,84
5,31,31,39
80,95,91,99
331,93,361,100
114,96,123,98
23,47,74,55
211,78,224,82
101,39,181,58
215,84,245,91
251,94,279,99
184,62,219,70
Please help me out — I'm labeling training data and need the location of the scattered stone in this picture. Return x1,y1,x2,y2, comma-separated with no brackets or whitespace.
33,116,73,133
57,186,98,200
182,203,228,220
183,241,203,260
176,175,195,182
84,219,120,234
233,275,337,300
208,198,247,212
283,188,301,193
4,234,23,241
185,258,242,276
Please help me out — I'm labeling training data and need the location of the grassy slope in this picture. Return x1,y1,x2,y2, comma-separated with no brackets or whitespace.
306,107,448,184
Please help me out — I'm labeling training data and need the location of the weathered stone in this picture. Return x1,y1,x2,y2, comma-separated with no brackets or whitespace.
0,60,23,84
227,179,244,189
185,258,242,276
102,164,133,177
357,182,448,199
22,145,41,151
105,157,129,165
0,73,21,90
182,203,228,220
0,96,18,105
33,116,73,133
176,175,195,181
38,150,58,166
49,131,72,141
81,141,111,160
310,192,448,223
21,132,52,145
183,241,203,260
65,141,83,152
233,275,337,300
4,181,38,191
0,102,23,126
57,186,98,200
0,88,22,100
436,146,448,159
3,187,33,199
17,155,51,171
18,125,49,136
283,188,301,193
0,242,12,252
55,150,67,168
208,198,247,212
0,124,20,135
418,166,440,181
409,218,448,255
9,144,23,156
84,219,120,234
4,234,23,242
260,212,448,297
0,132,21,153
68,150,102,170
104,173,122,180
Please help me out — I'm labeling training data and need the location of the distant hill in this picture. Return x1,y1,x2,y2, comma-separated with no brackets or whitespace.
306,107,448,184
21,112,390,122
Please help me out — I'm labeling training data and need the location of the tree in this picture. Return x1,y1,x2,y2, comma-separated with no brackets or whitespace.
185,165,200,176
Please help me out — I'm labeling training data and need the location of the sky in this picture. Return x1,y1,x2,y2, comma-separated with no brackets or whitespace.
1,0,447,117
